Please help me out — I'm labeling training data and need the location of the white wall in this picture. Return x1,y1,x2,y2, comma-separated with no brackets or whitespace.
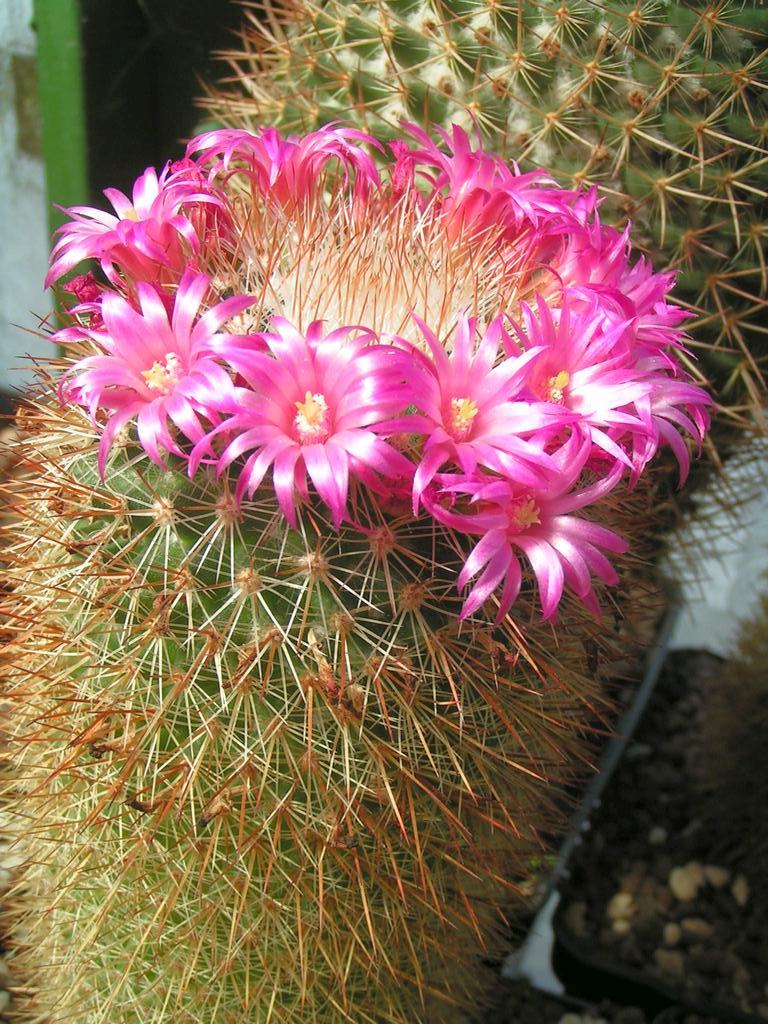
668,442,768,656
0,0,52,396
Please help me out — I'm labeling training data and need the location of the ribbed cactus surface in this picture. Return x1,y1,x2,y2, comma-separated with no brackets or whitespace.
2,402,617,1023
207,0,768,433
0,123,707,1022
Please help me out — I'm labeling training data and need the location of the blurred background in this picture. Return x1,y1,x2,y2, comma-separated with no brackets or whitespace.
0,0,48,409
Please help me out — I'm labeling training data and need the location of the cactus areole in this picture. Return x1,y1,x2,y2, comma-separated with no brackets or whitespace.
5,124,709,1023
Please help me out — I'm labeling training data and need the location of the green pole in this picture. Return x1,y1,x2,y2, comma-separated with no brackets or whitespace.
33,0,89,239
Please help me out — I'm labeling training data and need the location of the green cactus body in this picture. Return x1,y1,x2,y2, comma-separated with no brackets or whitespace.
207,0,768,433
2,403,633,1023
0,157,666,1022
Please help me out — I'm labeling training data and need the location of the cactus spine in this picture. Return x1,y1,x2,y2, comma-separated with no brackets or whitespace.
0,124,702,1022
206,0,768,435
2,399,634,1023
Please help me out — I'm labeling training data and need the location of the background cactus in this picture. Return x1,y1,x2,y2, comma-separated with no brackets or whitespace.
0,124,706,1023
205,0,768,443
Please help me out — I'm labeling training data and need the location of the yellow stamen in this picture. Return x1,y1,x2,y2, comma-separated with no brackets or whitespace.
142,353,182,394
294,391,330,443
510,497,540,530
295,391,328,426
547,370,570,403
450,397,479,438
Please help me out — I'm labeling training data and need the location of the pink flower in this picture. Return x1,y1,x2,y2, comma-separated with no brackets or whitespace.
390,313,572,513
62,271,104,328
510,294,655,466
629,374,712,485
190,318,414,527
397,122,592,241
428,434,628,621
551,222,692,356
187,124,381,206
58,270,255,475
508,291,711,484
63,271,102,305
46,162,227,288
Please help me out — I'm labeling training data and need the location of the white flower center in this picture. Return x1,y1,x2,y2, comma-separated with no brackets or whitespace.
142,352,182,395
293,391,331,444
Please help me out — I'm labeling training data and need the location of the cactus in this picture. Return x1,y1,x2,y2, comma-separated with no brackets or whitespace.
1,125,708,1022
204,0,768,440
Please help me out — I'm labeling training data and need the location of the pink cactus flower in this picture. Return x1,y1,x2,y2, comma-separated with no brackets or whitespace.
62,271,104,328
552,222,692,356
509,294,658,466
46,162,227,288
187,124,381,206
387,313,572,513
427,434,628,621
398,122,593,241
58,270,256,475
63,271,102,305
190,318,414,527
628,374,712,485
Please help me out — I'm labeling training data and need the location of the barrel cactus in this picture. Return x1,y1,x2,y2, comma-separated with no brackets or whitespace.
1,124,709,1022
205,0,768,437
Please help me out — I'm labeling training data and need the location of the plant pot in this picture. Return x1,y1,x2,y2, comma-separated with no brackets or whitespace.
554,907,762,1023
552,650,768,1023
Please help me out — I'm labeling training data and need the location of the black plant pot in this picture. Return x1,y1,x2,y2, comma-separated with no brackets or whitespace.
550,648,767,1023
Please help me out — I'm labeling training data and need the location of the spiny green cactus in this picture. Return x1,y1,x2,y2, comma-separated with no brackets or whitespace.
0,395,653,1023
206,0,768,436
0,114,696,1022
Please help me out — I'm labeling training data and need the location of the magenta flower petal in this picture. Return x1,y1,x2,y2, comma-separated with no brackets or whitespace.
96,403,140,477
516,536,565,620
460,542,513,620
548,533,593,597
57,269,256,471
198,318,413,526
403,313,570,512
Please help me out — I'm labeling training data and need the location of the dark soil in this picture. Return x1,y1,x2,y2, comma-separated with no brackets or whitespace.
485,978,648,1023
654,1012,723,1024
557,650,768,1021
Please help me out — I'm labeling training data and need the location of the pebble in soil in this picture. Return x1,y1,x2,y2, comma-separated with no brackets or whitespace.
561,651,767,1017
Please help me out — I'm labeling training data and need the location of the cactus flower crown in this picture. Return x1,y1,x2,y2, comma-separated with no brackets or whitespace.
51,122,711,623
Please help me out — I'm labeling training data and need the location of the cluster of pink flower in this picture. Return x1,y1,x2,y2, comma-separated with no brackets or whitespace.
49,123,711,622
